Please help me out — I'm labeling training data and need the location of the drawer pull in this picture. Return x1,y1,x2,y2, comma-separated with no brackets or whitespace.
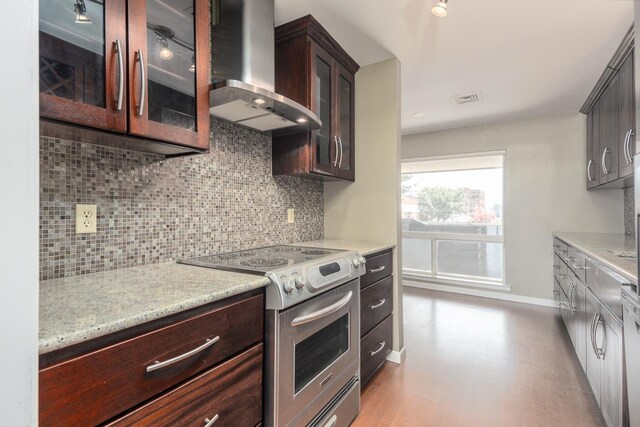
146,336,220,373
572,264,586,271
370,341,386,356
204,414,219,427
370,299,386,310
369,266,386,274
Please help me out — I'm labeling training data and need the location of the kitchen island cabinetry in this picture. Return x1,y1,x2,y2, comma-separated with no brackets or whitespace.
273,15,359,181
39,0,211,154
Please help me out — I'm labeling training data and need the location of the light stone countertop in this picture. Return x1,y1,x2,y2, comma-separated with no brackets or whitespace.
554,232,637,284
294,239,396,256
39,263,269,354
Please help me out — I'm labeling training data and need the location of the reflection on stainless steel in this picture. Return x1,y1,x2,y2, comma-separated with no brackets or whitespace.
209,0,321,134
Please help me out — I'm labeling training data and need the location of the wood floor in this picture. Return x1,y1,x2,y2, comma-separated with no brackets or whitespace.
353,287,605,427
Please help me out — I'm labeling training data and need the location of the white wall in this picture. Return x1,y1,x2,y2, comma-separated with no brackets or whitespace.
324,58,404,351
402,113,624,300
0,0,39,425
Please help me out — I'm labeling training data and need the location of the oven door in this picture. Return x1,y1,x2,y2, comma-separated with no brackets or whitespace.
277,279,360,425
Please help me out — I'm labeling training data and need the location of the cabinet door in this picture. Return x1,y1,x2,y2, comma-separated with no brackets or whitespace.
572,281,587,370
619,51,635,178
585,289,602,405
334,64,355,181
587,110,598,189
39,0,127,132
599,308,624,427
600,74,620,184
591,102,602,186
309,44,338,176
127,0,210,149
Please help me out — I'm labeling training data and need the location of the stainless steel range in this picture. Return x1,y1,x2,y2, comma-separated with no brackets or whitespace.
181,246,367,427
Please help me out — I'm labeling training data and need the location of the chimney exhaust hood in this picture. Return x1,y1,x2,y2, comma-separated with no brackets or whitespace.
209,0,321,135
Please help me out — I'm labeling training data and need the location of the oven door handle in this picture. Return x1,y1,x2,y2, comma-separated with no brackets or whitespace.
291,291,353,327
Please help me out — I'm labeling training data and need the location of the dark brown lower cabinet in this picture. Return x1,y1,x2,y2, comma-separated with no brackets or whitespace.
360,249,394,387
39,292,264,427
106,344,263,427
360,315,393,386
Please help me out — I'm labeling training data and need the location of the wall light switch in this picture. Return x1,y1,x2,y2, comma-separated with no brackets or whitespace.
76,204,97,234
287,208,295,224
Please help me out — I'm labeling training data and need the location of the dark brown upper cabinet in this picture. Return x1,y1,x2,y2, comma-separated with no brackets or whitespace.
582,26,634,190
273,15,359,181
39,0,211,155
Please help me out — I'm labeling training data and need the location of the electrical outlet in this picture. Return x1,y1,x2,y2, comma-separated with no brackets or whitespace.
76,204,97,234
287,208,295,224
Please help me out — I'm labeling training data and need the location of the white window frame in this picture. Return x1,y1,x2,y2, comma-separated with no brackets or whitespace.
401,150,508,290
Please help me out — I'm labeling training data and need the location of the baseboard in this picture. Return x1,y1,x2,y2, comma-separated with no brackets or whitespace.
386,347,406,365
403,279,557,308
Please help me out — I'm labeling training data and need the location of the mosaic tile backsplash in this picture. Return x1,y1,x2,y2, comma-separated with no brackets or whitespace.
624,186,635,237
40,119,324,280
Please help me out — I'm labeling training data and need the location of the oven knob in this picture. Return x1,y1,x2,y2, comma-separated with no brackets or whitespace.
353,258,362,268
294,275,306,290
358,256,367,266
285,280,297,294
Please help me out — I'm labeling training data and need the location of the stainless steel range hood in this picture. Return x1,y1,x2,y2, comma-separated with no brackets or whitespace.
210,0,321,135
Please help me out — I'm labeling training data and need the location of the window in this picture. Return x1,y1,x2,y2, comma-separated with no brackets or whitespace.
401,152,505,287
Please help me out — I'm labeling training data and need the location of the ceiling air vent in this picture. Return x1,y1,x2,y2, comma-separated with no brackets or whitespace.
453,91,483,105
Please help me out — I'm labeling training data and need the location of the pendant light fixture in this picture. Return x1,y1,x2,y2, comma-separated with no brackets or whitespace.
431,0,449,17
158,38,174,60
74,0,91,24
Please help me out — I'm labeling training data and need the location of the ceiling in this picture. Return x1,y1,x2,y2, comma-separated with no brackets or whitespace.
275,0,634,135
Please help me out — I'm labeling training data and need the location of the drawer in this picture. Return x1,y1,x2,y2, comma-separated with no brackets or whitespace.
361,250,393,289
107,344,263,427
554,238,568,257
567,246,587,284
361,275,393,337
360,314,392,387
40,294,264,426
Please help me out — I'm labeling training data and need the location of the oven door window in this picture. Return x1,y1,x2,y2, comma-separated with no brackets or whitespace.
294,313,350,394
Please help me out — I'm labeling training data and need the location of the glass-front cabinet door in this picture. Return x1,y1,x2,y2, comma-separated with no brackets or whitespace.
127,0,210,149
39,0,127,131
310,45,337,176
336,65,355,180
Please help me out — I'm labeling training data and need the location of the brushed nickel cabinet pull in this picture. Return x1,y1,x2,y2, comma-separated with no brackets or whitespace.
587,159,595,182
114,40,124,111
370,341,386,356
204,414,219,427
146,336,220,373
370,299,386,310
136,49,146,117
323,415,338,427
333,136,339,167
370,266,386,274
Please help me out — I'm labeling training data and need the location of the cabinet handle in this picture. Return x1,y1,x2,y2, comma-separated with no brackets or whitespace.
587,159,595,182
594,314,605,359
601,147,610,175
136,49,146,117
146,336,220,372
370,266,386,274
627,129,635,164
114,40,124,111
370,299,386,310
204,414,219,427
338,136,344,168
569,286,577,313
564,256,576,263
369,341,386,356
558,249,567,255
623,130,631,165
332,136,339,167
572,263,586,271
553,289,559,296
590,312,598,355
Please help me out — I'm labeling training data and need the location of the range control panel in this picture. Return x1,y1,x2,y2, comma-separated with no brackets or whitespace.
265,251,366,310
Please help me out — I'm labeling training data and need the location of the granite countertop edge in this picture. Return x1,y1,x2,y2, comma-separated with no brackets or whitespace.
293,239,396,256
553,232,637,285
39,264,270,355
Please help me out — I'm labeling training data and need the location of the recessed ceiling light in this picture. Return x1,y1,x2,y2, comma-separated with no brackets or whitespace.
253,98,266,105
432,0,448,17
413,112,425,118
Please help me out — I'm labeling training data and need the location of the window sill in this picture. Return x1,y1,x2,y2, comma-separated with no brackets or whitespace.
402,272,511,292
